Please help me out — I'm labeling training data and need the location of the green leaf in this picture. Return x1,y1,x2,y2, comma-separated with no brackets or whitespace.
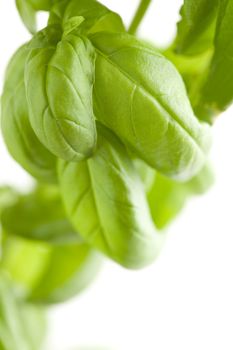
29,0,53,11
15,0,36,34
1,185,80,245
1,236,101,304
15,0,57,33
91,32,211,180
0,272,46,350
175,0,219,55
49,0,125,34
1,44,57,184
148,164,214,229
58,123,164,269
199,0,233,113
25,24,97,161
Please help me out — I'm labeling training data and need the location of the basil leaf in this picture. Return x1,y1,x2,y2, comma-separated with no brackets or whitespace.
148,164,214,229
1,185,80,245
58,123,164,269
49,0,125,34
1,44,57,184
0,273,46,350
175,0,218,55
25,24,97,161
200,0,233,113
1,236,101,304
15,0,36,34
15,0,56,33
29,0,53,11
91,32,211,180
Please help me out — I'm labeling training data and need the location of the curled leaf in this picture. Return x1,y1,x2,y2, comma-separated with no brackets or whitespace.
25,24,97,161
92,32,211,180
1,44,57,184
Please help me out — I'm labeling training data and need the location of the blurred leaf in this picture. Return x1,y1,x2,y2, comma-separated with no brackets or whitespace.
148,164,214,229
0,187,18,214
15,0,36,34
1,185,81,245
0,272,46,350
199,0,233,113
133,159,155,193
1,236,101,304
175,0,218,55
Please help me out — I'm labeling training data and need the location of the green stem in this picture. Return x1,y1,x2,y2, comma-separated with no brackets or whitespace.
128,0,152,35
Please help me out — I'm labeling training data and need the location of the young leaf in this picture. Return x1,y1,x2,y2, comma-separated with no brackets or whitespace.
25,24,97,161
1,44,57,184
0,273,46,350
1,185,80,245
175,0,219,55
49,0,125,34
1,236,101,304
148,164,214,229
199,0,233,113
91,32,211,180
58,124,164,269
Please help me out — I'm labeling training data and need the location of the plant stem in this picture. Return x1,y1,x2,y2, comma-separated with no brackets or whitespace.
128,0,152,35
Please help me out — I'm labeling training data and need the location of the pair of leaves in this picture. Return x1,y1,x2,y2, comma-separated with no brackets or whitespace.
200,0,233,112
0,273,46,350
24,0,125,163
1,44,57,183
58,123,164,269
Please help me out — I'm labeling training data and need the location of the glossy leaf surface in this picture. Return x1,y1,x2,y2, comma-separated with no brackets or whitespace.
25,24,96,161
92,32,211,180
58,124,164,269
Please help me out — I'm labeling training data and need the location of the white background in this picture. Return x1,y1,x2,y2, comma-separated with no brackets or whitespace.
1,1,233,349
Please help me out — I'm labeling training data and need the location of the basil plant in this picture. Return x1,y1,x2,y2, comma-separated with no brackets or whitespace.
0,0,231,348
